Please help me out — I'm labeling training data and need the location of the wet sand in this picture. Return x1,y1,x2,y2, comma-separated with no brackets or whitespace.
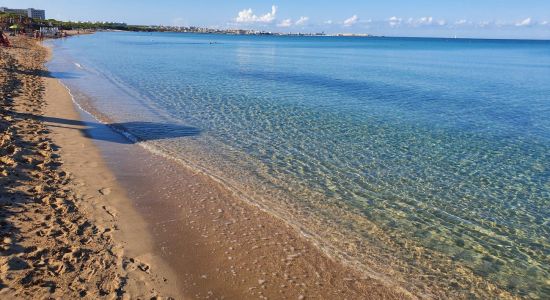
81,124,410,299
2,36,410,299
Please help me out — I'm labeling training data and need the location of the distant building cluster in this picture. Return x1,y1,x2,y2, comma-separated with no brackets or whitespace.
149,25,330,36
0,7,46,20
151,26,370,37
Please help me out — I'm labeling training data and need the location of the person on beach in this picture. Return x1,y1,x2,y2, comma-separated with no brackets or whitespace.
0,31,10,47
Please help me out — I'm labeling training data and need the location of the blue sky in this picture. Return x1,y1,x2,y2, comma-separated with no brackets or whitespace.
3,0,550,39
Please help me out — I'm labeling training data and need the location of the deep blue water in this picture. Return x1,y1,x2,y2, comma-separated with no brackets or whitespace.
47,32,549,298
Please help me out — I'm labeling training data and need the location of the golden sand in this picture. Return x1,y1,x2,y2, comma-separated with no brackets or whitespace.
0,36,177,299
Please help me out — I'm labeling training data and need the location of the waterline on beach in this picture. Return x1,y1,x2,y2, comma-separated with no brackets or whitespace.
46,33,550,298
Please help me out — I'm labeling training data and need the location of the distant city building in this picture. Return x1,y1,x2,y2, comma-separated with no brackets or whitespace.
0,7,46,20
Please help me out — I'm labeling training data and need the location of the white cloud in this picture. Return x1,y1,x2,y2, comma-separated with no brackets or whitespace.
295,16,309,25
277,18,292,27
388,16,402,27
407,17,447,27
324,20,333,25
418,16,434,25
235,5,277,23
515,17,532,27
276,16,309,28
344,15,359,27
478,21,493,28
541,20,549,26
455,19,468,25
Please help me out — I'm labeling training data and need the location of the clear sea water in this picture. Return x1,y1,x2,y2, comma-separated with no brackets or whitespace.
47,32,549,298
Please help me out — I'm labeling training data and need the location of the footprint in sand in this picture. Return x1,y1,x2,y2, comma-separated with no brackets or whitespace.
98,188,111,196
3,257,30,271
102,206,118,218
122,257,152,274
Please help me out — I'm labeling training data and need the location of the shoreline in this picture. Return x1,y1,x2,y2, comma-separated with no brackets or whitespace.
43,37,410,299
39,35,414,298
42,48,182,298
0,36,178,298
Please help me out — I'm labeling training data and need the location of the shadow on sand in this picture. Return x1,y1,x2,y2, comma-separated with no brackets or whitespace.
32,113,201,144
0,67,81,79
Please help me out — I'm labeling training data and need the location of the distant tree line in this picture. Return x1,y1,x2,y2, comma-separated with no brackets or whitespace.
43,19,157,31
0,12,155,31
0,13,297,35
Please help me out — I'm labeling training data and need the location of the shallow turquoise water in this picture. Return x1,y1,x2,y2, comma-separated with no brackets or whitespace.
47,33,549,298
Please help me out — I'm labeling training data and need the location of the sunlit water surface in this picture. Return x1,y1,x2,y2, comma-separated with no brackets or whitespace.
47,33,550,298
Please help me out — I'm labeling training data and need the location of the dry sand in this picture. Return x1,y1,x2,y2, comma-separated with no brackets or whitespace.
1,36,411,299
1,36,177,299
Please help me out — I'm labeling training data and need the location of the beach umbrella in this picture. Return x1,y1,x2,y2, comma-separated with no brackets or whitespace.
8,24,21,36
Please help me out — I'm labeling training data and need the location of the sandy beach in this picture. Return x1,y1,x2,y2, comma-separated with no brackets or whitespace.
0,36,412,299
1,36,177,299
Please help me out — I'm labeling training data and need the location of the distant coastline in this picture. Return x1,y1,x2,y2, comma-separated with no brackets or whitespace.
5,11,549,40
72,28,375,38
98,25,373,37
